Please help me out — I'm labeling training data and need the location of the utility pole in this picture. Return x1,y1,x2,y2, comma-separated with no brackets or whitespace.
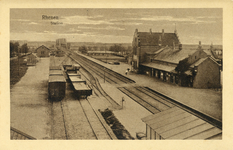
18,47,20,76
104,67,105,83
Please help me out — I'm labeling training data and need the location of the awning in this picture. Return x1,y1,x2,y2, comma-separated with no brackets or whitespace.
142,107,222,140
141,63,176,72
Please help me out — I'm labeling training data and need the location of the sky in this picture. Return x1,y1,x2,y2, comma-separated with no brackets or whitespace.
10,8,222,45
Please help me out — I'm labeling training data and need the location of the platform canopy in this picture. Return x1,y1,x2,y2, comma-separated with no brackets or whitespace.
141,63,176,72
142,107,222,140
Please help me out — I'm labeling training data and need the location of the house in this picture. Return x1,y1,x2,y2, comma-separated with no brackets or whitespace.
36,45,50,57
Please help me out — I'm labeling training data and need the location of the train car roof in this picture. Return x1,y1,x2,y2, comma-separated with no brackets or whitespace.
49,76,66,82
49,66,61,70
49,70,63,76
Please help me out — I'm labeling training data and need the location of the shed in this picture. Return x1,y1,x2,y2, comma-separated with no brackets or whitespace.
141,107,222,140
36,45,50,57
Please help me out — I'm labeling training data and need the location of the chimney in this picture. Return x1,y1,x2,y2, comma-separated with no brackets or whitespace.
198,41,202,50
162,29,164,38
135,29,138,33
158,36,162,46
150,28,152,34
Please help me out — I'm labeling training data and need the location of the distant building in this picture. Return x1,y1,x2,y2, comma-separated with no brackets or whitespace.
35,45,50,57
56,38,67,49
87,51,115,56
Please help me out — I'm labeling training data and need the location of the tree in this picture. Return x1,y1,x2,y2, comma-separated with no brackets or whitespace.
10,42,19,57
79,45,87,54
175,58,190,86
175,58,190,74
21,43,29,55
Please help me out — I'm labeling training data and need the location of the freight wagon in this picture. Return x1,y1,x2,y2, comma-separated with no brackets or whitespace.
72,82,92,98
48,75,66,101
49,70,64,76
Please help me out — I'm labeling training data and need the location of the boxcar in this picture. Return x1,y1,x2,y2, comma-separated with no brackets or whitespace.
48,75,66,101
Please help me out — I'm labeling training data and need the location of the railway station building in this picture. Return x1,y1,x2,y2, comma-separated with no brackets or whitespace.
131,29,221,88
35,45,50,57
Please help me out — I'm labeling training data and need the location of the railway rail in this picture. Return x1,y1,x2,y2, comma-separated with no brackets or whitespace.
69,52,135,84
118,86,222,129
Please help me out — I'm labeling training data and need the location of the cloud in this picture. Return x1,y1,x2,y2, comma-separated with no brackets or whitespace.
60,15,112,25
29,22,38,25
78,26,125,31
135,15,216,24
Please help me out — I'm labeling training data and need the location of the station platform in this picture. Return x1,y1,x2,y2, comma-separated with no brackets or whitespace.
76,52,222,122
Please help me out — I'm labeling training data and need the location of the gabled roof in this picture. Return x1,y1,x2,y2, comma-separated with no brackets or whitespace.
190,57,220,68
141,107,222,140
35,45,50,52
154,47,197,64
137,32,179,46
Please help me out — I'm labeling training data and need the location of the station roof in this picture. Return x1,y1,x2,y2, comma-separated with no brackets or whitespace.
137,32,179,46
141,62,176,72
142,107,222,140
154,48,197,64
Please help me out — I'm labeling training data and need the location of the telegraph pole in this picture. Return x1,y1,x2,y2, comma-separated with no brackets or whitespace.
18,47,20,76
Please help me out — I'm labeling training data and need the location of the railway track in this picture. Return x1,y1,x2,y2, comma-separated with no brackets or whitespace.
118,86,222,129
79,67,121,109
51,86,117,139
69,52,135,84
64,51,222,130
50,63,118,139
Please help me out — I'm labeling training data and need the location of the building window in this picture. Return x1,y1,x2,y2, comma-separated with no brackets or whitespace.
41,51,44,54
195,56,196,59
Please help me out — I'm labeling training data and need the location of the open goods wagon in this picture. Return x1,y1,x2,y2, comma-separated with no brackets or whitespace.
72,82,92,98
48,75,66,101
